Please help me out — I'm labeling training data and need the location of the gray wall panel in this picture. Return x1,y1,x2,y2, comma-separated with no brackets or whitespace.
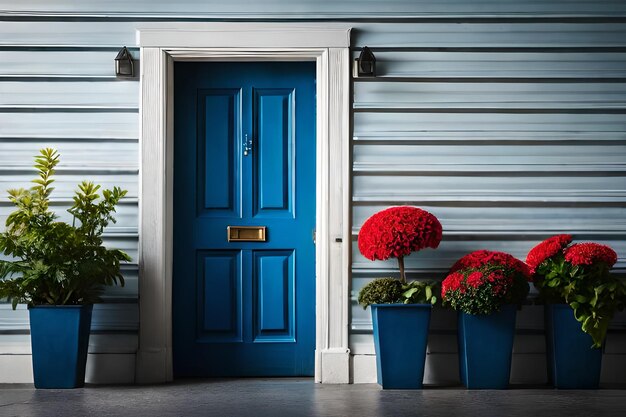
354,113,626,135
0,140,138,169
352,23,626,48
353,175,626,202
0,304,138,332
355,82,626,110
353,205,626,234
0,51,126,77
351,239,626,275
0,236,138,264
0,22,139,46
352,52,626,79
0,203,138,231
354,143,626,168
4,21,626,49
0,112,138,139
0,81,139,108
0,173,138,199
3,0,626,17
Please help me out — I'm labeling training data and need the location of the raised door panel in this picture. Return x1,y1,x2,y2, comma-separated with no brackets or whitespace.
196,251,243,343
253,89,294,218
253,250,295,343
197,88,241,217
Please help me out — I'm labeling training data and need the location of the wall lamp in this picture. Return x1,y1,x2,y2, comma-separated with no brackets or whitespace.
115,46,135,78
353,46,376,78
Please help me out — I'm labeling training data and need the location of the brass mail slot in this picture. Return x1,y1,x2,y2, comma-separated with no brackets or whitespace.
227,226,267,242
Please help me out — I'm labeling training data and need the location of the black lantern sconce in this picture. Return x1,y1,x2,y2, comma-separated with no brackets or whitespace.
115,46,135,78
353,46,376,78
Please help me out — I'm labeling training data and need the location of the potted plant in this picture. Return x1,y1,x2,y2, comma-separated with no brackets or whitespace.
357,206,442,389
441,250,531,389
526,234,626,389
0,149,129,388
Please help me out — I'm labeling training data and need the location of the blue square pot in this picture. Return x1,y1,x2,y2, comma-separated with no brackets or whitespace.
544,304,602,389
457,304,517,389
371,303,432,389
29,305,93,389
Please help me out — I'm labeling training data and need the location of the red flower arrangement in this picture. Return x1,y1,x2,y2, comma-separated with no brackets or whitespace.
564,242,617,267
441,250,530,315
525,234,572,274
358,206,442,283
526,235,624,347
450,249,531,281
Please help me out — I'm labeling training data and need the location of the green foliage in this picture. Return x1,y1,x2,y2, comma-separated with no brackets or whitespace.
535,255,626,348
402,280,439,305
358,277,439,308
0,149,130,308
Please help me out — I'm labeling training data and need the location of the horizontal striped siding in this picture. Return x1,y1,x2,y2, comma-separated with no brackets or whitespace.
0,50,129,77
0,334,138,354
0,172,138,199
353,206,626,234
3,22,626,48
2,0,626,17
349,11,626,379
354,82,626,109
356,52,626,79
351,240,626,276
0,140,138,169
0,81,138,109
0,112,138,139
350,307,626,339
1,1,625,383
0,18,141,342
0,304,138,332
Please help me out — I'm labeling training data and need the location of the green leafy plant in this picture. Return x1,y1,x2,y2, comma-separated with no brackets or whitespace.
358,278,439,308
527,235,626,347
0,148,130,308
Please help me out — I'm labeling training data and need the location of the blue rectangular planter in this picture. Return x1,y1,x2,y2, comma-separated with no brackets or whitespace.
457,304,517,389
545,304,602,389
371,304,431,389
29,305,93,389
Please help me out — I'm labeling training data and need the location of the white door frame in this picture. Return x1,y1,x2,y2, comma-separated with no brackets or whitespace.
136,24,352,383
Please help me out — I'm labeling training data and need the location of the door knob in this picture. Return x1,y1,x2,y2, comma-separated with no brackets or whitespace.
243,134,253,156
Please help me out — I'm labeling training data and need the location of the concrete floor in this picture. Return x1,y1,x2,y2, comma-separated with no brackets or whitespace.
1,379,625,417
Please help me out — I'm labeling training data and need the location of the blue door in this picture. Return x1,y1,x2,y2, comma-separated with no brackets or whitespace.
173,62,316,377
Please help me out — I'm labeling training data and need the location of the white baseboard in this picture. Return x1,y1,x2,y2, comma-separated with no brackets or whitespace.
0,334,138,355
86,354,136,384
601,354,626,384
319,349,351,383
351,353,460,385
0,349,621,385
0,355,33,383
351,353,626,385
0,353,136,384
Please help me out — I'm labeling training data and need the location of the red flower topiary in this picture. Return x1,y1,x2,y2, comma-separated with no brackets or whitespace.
564,242,617,267
525,234,572,274
357,206,442,283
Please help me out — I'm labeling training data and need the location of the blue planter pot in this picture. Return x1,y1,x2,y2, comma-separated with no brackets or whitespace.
371,303,431,389
545,304,602,389
457,304,517,389
29,305,93,389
